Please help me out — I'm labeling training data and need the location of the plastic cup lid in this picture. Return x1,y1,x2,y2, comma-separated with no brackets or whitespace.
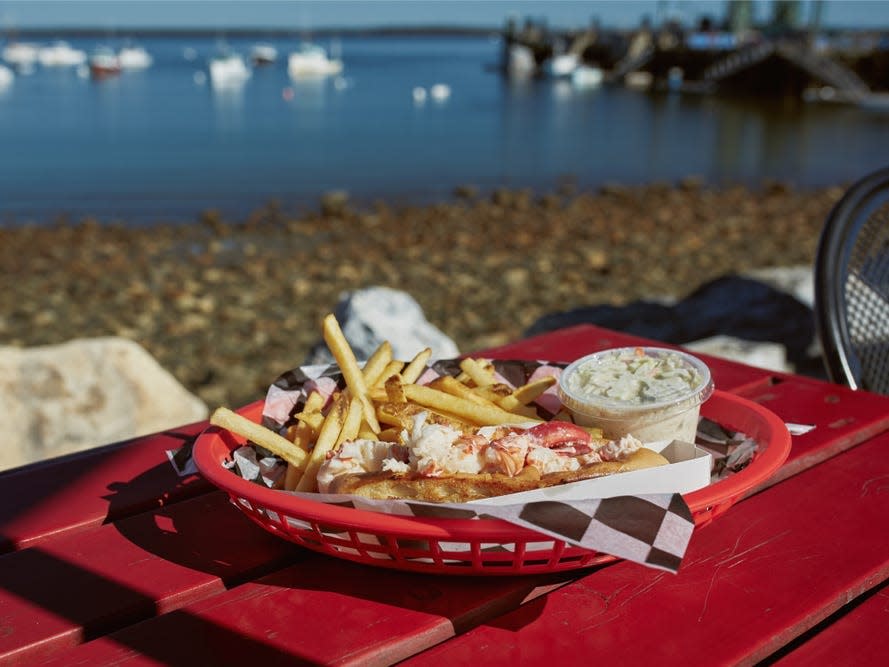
558,346,714,415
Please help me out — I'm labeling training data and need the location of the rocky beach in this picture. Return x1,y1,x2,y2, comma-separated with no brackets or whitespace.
0,180,843,411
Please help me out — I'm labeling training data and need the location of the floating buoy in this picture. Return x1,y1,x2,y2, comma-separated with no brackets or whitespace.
430,83,451,101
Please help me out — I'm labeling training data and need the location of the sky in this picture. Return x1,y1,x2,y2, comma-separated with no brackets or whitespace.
0,0,888,31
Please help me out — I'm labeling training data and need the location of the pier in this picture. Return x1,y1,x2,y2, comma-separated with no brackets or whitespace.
501,0,889,105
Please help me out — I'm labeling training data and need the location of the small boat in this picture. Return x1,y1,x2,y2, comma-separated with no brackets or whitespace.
548,53,580,77
507,44,536,78
571,65,604,89
287,43,343,78
89,47,121,78
250,43,277,66
209,52,251,87
118,45,153,69
37,41,87,67
2,41,39,68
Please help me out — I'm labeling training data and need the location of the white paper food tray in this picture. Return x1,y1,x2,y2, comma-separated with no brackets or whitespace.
467,439,712,506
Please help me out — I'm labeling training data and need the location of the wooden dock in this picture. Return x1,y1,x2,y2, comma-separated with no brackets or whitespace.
501,18,889,105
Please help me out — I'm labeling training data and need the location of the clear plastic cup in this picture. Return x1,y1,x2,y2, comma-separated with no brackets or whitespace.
557,346,714,443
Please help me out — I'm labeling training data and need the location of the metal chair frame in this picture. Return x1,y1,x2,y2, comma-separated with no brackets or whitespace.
814,166,889,393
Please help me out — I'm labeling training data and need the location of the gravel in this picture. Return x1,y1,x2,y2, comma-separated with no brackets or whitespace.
0,181,843,410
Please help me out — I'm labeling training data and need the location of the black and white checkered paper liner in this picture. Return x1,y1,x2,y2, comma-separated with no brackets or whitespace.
249,358,696,572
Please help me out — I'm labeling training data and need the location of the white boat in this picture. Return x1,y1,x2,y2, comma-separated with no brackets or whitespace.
287,43,343,78
118,46,153,69
0,63,14,88
571,65,603,89
250,43,277,66
548,53,580,77
37,41,87,67
209,52,251,87
89,47,121,78
507,44,536,78
2,41,39,67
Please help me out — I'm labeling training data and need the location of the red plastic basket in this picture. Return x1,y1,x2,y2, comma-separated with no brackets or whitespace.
193,389,790,575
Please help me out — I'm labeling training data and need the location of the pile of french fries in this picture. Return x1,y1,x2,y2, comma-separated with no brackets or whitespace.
210,313,573,493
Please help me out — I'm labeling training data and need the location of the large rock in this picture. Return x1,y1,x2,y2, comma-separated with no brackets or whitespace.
0,337,208,472
305,287,460,364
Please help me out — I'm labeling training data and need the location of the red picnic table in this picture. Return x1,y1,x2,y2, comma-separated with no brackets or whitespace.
2,323,889,666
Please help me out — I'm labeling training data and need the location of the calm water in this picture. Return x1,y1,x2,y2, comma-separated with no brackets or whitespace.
1,33,888,225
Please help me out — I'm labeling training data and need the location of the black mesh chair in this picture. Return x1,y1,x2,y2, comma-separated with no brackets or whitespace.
815,166,889,394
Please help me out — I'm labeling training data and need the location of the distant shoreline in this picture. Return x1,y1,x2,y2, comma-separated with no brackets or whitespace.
0,177,856,230
4,23,884,40
2,25,504,39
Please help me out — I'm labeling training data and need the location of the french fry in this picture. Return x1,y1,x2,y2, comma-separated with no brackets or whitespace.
473,384,513,402
401,347,432,384
368,386,388,403
290,410,324,434
496,376,557,412
384,374,407,403
283,420,315,490
322,314,381,433
403,384,541,427
459,357,495,387
432,375,501,408
377,427,403,442
511,376,557,404
304,390,326,412
296,394,348,492
372,359,405,388
210,407,308,469
497,402,539,419
361,341,393,388
336,396,365,446
281,391,328,490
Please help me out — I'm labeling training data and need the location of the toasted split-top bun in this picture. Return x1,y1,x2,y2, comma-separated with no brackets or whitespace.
327,447,669,503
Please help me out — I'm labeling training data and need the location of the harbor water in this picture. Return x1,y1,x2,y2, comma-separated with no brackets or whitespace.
1,33,888,226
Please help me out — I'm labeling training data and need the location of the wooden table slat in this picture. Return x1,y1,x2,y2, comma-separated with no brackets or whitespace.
732,374,889,486
0,491,303,664
772,579,889,666
36,555,577,667
0,420,213,554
